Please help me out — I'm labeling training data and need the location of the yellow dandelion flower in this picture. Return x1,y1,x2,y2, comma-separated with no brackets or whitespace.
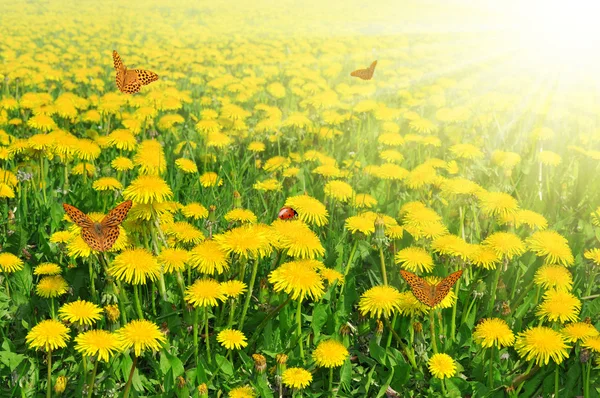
185,278,226,307
271,219,325,259
217,329,248,350
26,319,70,351
526,231,574,266
36,276,69,298
428,353,457,379
281,367,312,390
108,249,161,285
214,225,273,259
92,177,123,192
189,240,229,275
536,289,581,323
269,260,325,301
221,280,247,298
312,339,349,368
395,247,434,273
181,203,209,220
477,191,519,217
584,248,600,266
224,208,257,224
200,172,223,187
483,232,526,260
165,221,205,245
561,323,599,343
123,175,173,204
359,285,403,318
285,195,329,226
58,300,102,326
0,252,24,273
534,264,573,291
157,248,189,273
116,319,167,357
473,318,515,348
514,326,570,365
175,158,198,174
74,330,120,361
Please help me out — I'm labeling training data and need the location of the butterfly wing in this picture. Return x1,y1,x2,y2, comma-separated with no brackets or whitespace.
112,50,124,70
80,226,105,252
100,226,121,251
100,200,133,228
63,203,94,228
400,270,435,307
113,50,127,93
432,270,463,307
133,69,159,86
350,60,377,80
123,80,141,94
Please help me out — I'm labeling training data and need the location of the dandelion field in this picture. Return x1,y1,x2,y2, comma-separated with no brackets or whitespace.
1,0,600,397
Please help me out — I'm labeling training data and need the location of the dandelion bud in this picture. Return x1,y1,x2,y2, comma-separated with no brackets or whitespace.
104,304,120,323
233,191,242,208
501,302,511,316
339,324,352,336
54,376,67,394
375,319,384,335
208,205,217,223
197,383,208,397
580,348,590,363
253,354,267,373
276,353,288,365
373,215,387,246
413,321,423,334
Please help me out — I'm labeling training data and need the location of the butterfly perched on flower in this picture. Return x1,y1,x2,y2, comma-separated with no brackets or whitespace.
350,60,377,80
112,50,158,94
400,270,463,308
63,200,133,252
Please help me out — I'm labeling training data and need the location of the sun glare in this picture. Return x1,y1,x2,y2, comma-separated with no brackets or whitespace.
509,0,600,69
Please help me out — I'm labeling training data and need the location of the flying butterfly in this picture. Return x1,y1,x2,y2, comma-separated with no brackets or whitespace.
63,200,133,252
350,60,377,80
399,269,463,308
112,50,158,94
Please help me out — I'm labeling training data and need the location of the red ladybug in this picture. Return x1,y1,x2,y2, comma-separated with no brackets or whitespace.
278,206,298,220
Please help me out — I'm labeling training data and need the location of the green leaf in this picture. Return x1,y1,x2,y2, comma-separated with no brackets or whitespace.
311,303,328,339
215,354,234,377
0,351,25,371
368,339,386,365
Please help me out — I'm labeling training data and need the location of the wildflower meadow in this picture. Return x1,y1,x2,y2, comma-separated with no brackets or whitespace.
0,0,599,397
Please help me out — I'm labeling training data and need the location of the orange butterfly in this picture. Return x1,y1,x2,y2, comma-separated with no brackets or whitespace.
350,60,377,80
63,201,133,252
112,50,158,94
400,270,463,308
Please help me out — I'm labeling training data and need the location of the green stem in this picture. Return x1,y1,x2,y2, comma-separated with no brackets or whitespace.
296,298,304,360
514,361,535,396
429,309,438,354
47,350,52,398
122,356,138,398
133,284,144,320
116,280,128,325
239,260,258,330
488,346,494,389
487,260,504,317
339,239,359,298
379,246,388,285
50,297,56,319
87,358,99,398
450,275,461,342
510,266,521,301
193,308,199,366
204,307,211,363
88,258,97,303
329,367,334,397
584,361,591,398
555,362,559,398
227,299,237,328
